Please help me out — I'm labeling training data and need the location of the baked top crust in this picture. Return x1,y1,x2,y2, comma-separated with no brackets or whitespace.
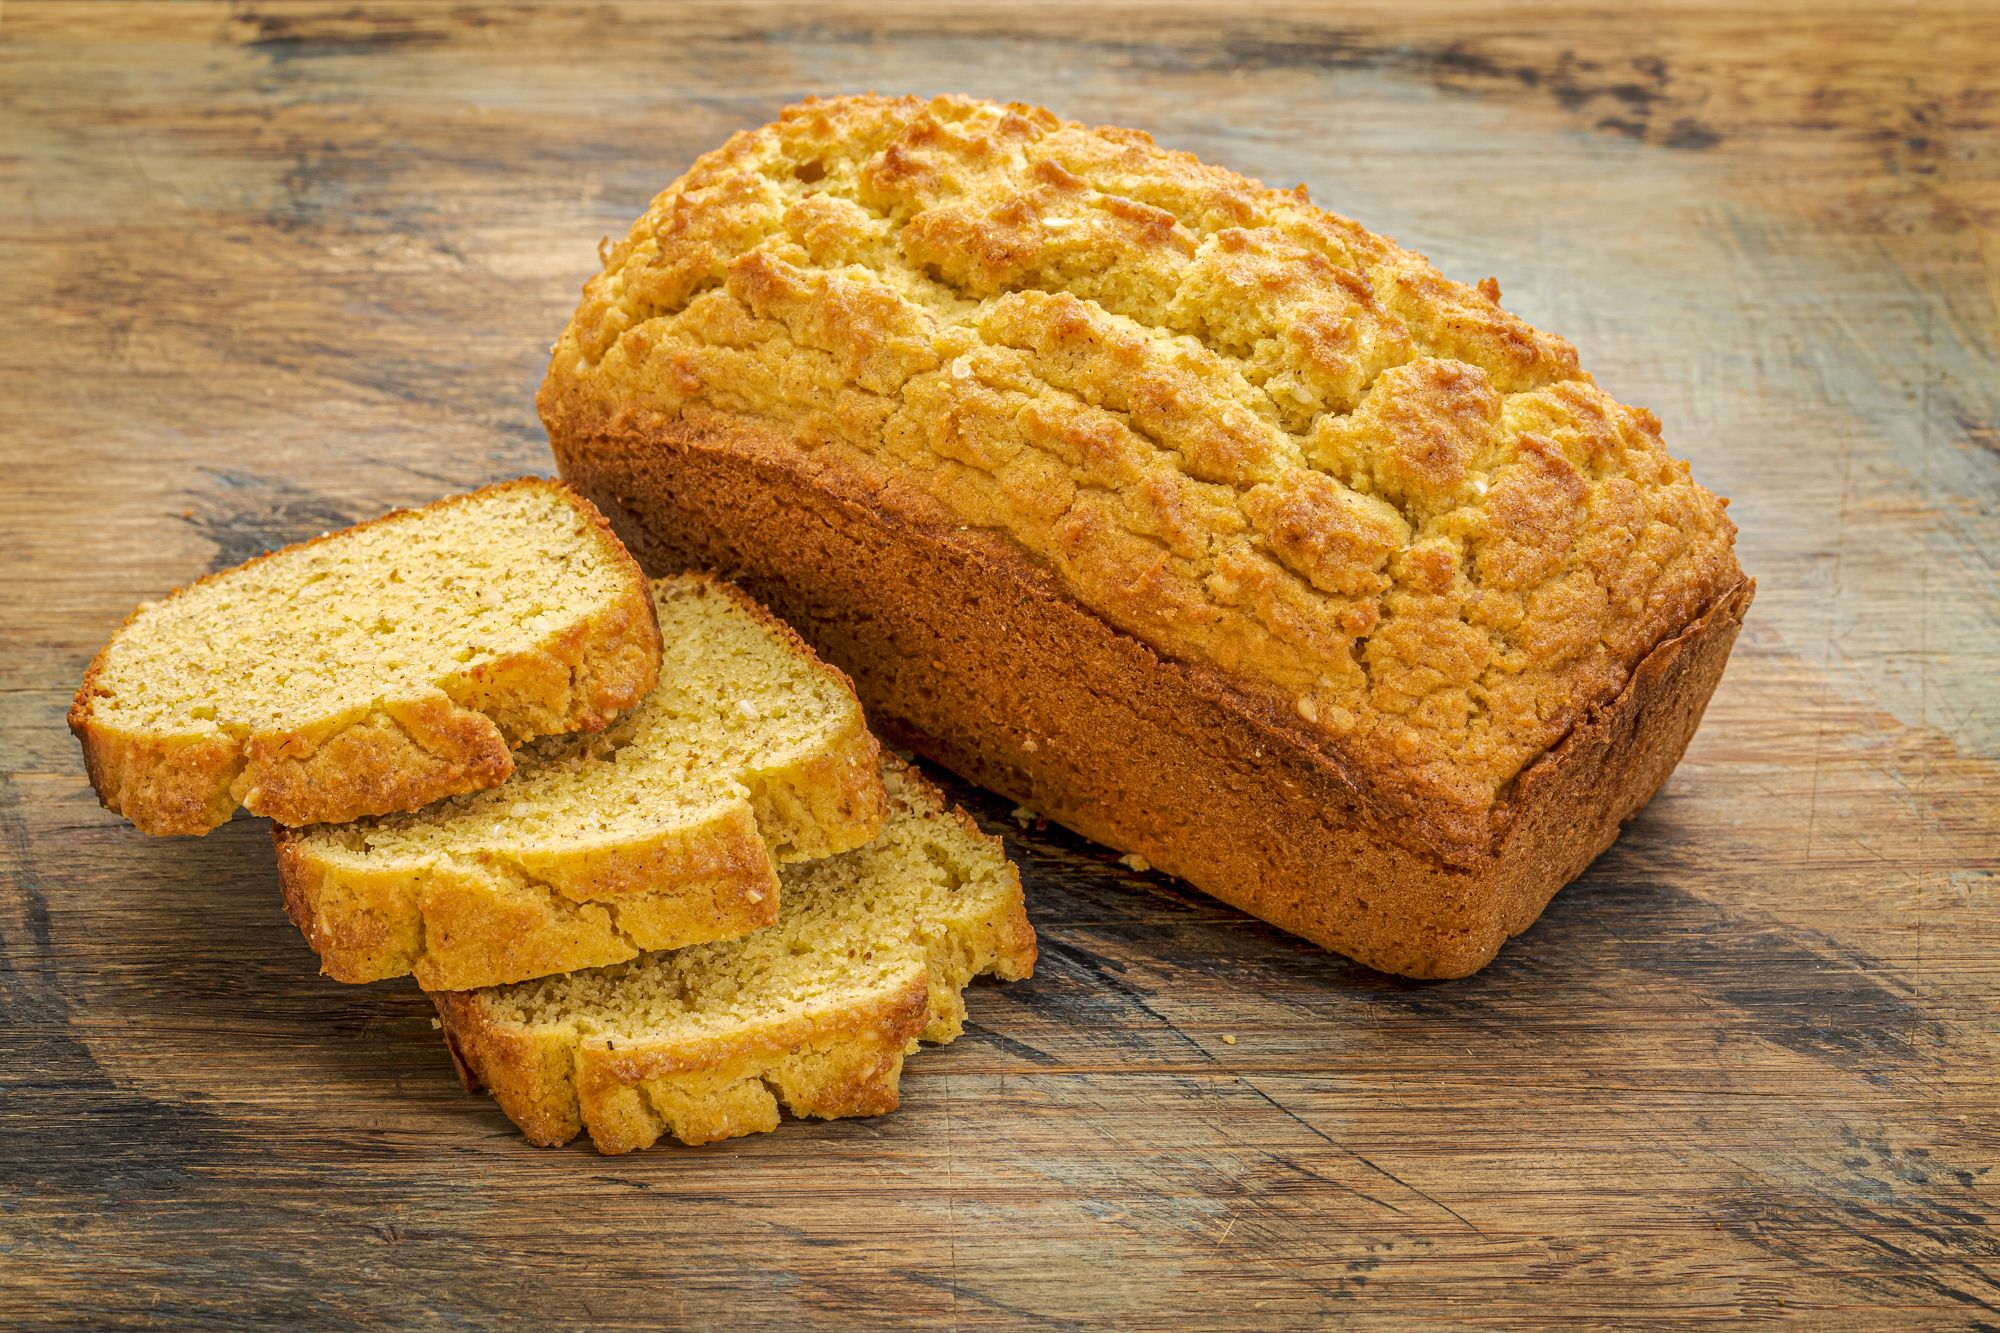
541,93,1743,844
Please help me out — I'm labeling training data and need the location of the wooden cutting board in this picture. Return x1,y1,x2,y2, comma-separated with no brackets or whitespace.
3,3,1994,1325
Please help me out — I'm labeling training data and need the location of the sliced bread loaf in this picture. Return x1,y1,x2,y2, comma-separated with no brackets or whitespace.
431,756,1037,1153
72,479,661,835
275,575,887,991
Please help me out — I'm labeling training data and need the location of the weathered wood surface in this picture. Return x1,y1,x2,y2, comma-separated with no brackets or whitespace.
2,2,1995,1325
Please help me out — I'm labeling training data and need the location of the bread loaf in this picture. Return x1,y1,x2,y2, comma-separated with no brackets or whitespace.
72,479,660,835
433,757,1036,1153
276,575,885,990
540,94,1752,978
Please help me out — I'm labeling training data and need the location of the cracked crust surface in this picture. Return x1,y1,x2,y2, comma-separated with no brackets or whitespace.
539,93,1744,852
71,479,662,835
275,576,887,991
432,756,1036,1153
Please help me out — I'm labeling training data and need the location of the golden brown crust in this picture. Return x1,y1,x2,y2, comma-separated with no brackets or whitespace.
70,479,663,836
271,577,888,991
539,94,1745,850
553,418,1749,978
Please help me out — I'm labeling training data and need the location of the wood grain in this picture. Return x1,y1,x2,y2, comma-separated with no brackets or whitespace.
2,2,1995,1326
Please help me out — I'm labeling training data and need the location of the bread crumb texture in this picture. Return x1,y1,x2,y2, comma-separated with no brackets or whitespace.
543,94,1743,831
433,756,1036,1153
277,575,886,990
71,480,661,834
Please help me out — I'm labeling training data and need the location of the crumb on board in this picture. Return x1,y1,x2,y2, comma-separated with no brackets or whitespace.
1119,852,1151,873
1011,806,1038,826
1222,1034,1237,1046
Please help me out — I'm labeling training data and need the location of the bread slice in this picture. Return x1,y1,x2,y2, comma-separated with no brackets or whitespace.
431,756,1036,1153
275,575,886,991
72,479,661,835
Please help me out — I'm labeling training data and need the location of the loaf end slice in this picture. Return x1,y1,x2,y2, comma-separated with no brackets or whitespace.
71,479,662,835
275,575,887,990
431,756,1036,1153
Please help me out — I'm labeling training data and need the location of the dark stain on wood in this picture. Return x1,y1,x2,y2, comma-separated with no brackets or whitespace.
184,469,361,571
1221,31,1729,151
234,6,461,61
1626,896,1942,1075
1710,1131,2000,1318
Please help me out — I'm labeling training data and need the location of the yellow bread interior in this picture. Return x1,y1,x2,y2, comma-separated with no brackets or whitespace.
86,480,640,738
300,576,872,866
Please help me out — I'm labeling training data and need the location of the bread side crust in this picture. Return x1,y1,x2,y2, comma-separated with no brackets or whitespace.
706,581,899,865
70,479,663,836
550,415,1751,978
431,761,1038,1153
273,594,888,991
